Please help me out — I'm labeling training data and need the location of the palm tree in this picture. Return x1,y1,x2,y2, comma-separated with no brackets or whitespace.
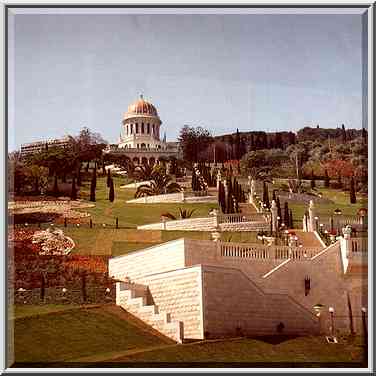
247,167,272,182
134,163,154,182
135,170,181,197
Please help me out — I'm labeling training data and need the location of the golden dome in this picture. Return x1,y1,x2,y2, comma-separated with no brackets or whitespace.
126,95,158,117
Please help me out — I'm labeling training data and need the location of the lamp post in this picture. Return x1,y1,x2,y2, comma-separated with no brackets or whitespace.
358,208,367,235
333,208,342,235
329,307,335,337
313,303,324,334
277,216,280,238
362,307,367,345
314,216,319,232
319,223,324,235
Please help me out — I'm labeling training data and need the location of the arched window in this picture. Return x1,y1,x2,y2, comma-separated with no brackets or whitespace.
147,123,150,134
141,123,144,134
130,124,133,134
136,123,139,133
152,124,155,135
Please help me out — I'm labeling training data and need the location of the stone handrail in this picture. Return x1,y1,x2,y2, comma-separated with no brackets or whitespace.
217,213,267,224
319,215,364,226
219,241,321,261
350,238,368,254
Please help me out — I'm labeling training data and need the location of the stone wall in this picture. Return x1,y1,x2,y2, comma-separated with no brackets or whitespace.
202,265,320,337
138,217,269,232
138,266,203,339
138,217,217,231
109,239,186,281
184,239,294,282
127,192,217,204
258,242,367,334
14,285,116,305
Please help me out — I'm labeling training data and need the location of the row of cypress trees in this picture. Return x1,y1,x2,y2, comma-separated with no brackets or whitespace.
217,177,246,214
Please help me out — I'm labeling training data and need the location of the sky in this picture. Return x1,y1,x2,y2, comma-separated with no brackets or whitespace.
8,9,366,150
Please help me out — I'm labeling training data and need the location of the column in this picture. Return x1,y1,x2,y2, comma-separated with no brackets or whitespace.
271,200,278,233
308,200,316,232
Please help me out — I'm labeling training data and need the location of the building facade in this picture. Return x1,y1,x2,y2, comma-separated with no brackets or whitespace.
20,136,70,158
104,95,180,165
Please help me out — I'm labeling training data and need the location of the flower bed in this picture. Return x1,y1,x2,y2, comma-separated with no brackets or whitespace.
9,228,116,303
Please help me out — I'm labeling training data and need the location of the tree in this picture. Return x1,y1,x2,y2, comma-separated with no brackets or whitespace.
70,176,77,200
262,181,270,209
310,169,316,190
349,176,356,204
276,197,282,220
341,124,347,143
107,168,111,187
235,128,241,160
324,169,330,188
89,169,96,202
284,202,290,228
109,177,115,202
289,209,294,229
135,170,181,197
52,173,59,197
178,125,213,163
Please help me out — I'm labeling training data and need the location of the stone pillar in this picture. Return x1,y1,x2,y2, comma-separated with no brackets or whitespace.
216,171,222,190
249,178,256,204
308,200,316,232
342,225,352,257
181,190,186,203
223,179,228,203
303,214,308,232
271,200,278,232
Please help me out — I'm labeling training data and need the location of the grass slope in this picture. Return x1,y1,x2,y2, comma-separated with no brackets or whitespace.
14,305,168,364
112,336,366,366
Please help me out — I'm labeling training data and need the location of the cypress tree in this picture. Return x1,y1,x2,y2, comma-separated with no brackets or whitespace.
263,181,270,209
227,178,234,214
109,177,115,202
338,172,342,189
220,182,226,213
324,169,330,188
89,169,96,202
70,176,77,200
52,173,59,197
276,197,282,220
341,124,347,143
77,163,81,186
107,168,111,187
289,209,294,229
284,202,290,228
81,271,87,303
272,190,277,202
350,176,356,204
310,170,316,190
93,165,97,189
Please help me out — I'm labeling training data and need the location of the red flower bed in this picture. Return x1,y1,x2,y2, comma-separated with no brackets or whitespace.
10,228,115,290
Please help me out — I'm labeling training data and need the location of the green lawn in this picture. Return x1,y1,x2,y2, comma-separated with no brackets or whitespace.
77,176,218,227
13,305,168,364
13,304,93,319
12,304,366,367
112,335,366,366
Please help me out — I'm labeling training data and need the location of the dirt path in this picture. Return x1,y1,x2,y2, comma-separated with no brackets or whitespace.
239,203,258,215
293,230,324,248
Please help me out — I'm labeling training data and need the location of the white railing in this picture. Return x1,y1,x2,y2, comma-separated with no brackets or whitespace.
217,213,267,224
319,215,365,227
351,238,368,254
219,242,321,261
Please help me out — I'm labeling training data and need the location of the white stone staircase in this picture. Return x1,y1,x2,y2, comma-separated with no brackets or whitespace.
115,281,184,343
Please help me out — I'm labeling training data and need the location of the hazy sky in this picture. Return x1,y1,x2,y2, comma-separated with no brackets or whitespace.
8,10,365,150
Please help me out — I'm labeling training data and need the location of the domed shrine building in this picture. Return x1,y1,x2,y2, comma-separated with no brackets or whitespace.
104,95,179,165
